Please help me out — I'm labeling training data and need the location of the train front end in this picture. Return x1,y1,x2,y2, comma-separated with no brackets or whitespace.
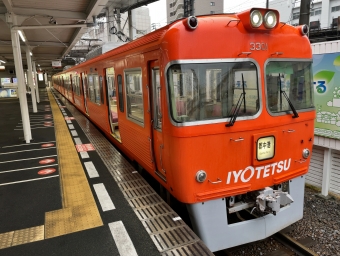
161,8,315,251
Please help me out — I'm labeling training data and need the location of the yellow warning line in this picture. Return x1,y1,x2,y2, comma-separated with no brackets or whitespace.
0,89,103,249
44,90,103,238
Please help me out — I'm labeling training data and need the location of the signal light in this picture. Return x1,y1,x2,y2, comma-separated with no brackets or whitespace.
264,11,277,28
250,10,263,28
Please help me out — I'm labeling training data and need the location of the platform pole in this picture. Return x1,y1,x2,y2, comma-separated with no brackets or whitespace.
321,148,331,196
26,48,37,113
10,16,32,143
32,61,40,103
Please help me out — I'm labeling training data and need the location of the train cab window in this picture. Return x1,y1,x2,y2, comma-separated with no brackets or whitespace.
265,61,314,114
125,69,144,124
117,75,124,112
167,62,259,123
88,75,95,102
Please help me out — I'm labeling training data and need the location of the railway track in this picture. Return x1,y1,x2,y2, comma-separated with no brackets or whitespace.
215,230,318,256
272,231,318,256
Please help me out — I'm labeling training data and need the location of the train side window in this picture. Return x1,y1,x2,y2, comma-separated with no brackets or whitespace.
153,69,162,130
88,75,95,102
117,75,124,112
79,76,82,95
125,69,144,124
99,75,104,104
93,74,101,104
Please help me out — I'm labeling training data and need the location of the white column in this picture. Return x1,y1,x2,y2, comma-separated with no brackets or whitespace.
32,61,40,103
321,148,332,196
44,73,48,86
128,10,133,40
11,16,32,143
321,0,330,29
26,49,37,113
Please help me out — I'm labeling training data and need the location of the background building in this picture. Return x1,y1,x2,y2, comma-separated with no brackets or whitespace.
166,0,224,24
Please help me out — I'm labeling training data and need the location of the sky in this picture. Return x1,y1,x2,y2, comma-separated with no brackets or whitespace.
147,0,268,27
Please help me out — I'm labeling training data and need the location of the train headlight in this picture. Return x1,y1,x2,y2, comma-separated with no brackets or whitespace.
264,11,277,28
302,149,310,159
187,16,198,30
300,24,309,35
250,10,263,28
196,170,207,183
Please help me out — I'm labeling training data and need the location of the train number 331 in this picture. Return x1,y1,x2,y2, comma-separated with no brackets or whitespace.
250,42,268,51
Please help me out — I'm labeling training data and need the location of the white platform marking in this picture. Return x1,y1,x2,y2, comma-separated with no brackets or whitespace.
68,124,74,129
0,175,59,186
0,147,56,155
74,137,82,145
71,130,78,136
109,221,138,256
1,141,56,148
80,151,89,159
93,183,115,211
0,164,58,174
84,161,99,178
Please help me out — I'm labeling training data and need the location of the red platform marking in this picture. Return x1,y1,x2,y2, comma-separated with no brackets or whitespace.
76,144,95,152
60,106,66,108
41,143,55,148
38,168,56,175
44,115,52,119
64,117,75,120
44,122,53,127
39,158,56,164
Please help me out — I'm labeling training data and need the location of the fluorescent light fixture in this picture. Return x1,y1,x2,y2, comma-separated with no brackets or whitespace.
38,64,40,66
0,60,5,63
0,66,5,70
18,30,26,42
30,52,32,56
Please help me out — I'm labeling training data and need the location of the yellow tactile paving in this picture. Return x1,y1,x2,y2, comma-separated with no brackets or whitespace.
44,90,103,238
11,226,44,246
0,231,14,249
0,89,103,249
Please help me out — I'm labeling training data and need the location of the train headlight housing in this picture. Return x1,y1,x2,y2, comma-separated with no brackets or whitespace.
302,148,310,159
264,11,277,28
196,170,207,183
250,10,263,28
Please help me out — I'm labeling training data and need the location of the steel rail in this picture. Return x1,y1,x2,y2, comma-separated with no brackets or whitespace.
273,232,318,256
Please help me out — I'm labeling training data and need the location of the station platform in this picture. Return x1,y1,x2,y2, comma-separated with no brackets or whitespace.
0,88,214,256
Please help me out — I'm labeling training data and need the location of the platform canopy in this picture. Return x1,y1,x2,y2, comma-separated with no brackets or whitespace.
0,0,159,73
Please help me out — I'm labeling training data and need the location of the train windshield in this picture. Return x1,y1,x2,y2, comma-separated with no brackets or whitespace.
167,62,259,123
266,61,314,114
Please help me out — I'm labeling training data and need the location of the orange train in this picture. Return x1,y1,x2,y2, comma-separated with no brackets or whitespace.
53,8,315,252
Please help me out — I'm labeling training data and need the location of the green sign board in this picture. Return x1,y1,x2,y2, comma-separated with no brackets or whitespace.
314,53,340,139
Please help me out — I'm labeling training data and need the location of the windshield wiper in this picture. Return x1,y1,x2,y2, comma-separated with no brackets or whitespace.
278,73,299,118
226,73,246,127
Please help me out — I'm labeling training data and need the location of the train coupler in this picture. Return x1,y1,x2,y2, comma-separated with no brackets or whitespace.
256,187,294,215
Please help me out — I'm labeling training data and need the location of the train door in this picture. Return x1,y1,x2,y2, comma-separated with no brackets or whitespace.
150,61,166,181
105,67,120,141
81,72,89,115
